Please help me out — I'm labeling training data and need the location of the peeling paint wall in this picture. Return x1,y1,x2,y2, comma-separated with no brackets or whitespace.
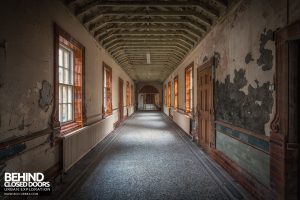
164,0,289,136
163,0,299,187
0,0,134,176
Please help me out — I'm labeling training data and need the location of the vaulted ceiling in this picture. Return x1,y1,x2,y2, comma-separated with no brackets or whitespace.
64,0,233,82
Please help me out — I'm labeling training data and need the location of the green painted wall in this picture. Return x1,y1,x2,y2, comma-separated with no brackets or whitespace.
216,131,270,186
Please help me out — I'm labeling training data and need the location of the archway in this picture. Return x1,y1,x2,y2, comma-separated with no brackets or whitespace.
138,85,160,110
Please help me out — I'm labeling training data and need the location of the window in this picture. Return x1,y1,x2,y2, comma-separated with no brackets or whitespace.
174,76,178,110
185,63,193,113
53,24,85,134
103,63,112,116
126,81,130,106
131,85,134,106
168,81,171,107
164,85,167,105
58,46,74,123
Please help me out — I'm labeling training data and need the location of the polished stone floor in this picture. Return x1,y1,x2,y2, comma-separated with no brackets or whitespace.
51,112,249,200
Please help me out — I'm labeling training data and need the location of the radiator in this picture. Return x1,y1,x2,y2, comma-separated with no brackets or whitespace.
173,111,191,134
62,115,114,172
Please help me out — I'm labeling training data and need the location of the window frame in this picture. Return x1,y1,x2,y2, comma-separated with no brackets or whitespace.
174,76,178,110
58,45,74,124
185,62,194,114
131,84,134,106
126,81,130,106
52,24,85,135
164,84,167,106
168,81,171,107
103,62,112,117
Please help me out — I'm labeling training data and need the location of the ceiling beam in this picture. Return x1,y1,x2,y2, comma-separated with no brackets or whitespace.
112,51,185,60
106,41,190,53
97,30,200,44
89,18,207,34
83,11,212,26
76,1,219,18
95,24,203,40
109,45,188,55
104,38,193,50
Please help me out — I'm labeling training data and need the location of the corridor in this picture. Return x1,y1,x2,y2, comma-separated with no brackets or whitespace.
55,112,248,200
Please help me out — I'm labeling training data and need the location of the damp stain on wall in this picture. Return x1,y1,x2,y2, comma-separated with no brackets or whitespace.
0,143,26,160
257,29,274,71
38,80,53,112
215,69,274,134
214,52,221,67
245,52,254,64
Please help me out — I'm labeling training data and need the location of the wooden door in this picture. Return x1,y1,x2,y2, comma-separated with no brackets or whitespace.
197,62,213,150
119,78,124,122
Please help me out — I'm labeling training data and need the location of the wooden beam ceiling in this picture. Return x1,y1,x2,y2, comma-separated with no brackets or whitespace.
64,0,232,82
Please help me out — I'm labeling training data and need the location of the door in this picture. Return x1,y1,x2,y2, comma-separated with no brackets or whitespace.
118,78,124,122
197,61,213,150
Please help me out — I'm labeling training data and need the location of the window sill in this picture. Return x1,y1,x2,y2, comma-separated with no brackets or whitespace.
103,113,112,118
59,122,83,136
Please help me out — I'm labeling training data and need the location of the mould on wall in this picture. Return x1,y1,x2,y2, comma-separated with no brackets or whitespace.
245,52,254,64
257,29,274,71
215,69,274,134
38,80,52,112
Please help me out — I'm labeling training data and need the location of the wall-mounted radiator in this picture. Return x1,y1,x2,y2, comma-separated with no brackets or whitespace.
62,115,114,172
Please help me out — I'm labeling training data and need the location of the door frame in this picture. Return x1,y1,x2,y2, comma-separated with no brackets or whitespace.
196,58,215,151
270,19,300,199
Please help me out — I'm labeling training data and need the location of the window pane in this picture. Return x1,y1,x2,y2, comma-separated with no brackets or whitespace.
104,71,107,87
62,104,67,122
59,103,62,122
63,86,67,103
68,87,72,103
59,85,62,103
64,51,69,68
64,69,69,84
59,67,63,83
68,104,73,121
70,65,74,85
59,49,63,66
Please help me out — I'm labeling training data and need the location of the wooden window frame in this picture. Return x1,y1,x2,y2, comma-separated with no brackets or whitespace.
174,76,178,110
164,85,167,106
168,81,171,107
126,81,130,106
131,84,134,106
185,62,194,114
103,62,112,117
52,24,85,135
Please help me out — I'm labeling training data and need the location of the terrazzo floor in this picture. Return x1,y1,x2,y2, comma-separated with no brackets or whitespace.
55,112,249,200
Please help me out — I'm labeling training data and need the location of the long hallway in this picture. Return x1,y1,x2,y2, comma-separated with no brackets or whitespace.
56,112,248,200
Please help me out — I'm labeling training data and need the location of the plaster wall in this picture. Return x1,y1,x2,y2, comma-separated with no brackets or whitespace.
0,0,134,175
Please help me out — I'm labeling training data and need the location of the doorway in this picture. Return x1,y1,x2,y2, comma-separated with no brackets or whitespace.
271,20,300,199
119,78,124,123
197,59,214,151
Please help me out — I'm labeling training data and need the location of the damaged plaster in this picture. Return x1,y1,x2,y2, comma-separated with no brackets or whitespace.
215,69,273,134
257,29,274,71
38,80,52,112
245,52,254,64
